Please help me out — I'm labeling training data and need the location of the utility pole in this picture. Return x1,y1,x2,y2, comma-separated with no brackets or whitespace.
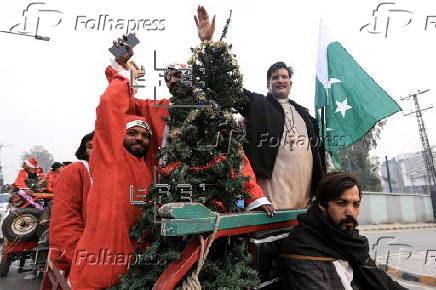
401,89,436,218
385,156,393,193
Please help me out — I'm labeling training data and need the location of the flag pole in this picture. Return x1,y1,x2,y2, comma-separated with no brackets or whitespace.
321,106,325,141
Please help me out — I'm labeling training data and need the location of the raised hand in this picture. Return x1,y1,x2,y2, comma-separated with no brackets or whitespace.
127,60,145,80
194,5,215,42
113,34,134,69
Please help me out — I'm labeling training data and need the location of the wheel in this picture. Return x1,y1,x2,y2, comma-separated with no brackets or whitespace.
0,259,10,277
1,208,41,241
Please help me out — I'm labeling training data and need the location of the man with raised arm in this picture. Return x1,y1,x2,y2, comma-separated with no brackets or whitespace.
68,43,154,288
113,35,274,215
194,6,326,210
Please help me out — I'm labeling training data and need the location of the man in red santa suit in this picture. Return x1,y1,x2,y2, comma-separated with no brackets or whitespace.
46,162,65,193
69,37,273,289
68,49,154,288
14,158,46,190
109,37,274,214
49,132,94,275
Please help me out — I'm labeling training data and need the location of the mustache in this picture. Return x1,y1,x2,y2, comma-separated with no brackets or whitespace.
132,140,146,147
337,216,358,228
127,140,148,158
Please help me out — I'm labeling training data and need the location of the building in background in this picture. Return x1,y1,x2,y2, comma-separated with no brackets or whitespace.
0,164,3,188
381,146,436,194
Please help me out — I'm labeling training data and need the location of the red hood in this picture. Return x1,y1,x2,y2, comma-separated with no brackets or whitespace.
105,65,135,96
105,65,120,83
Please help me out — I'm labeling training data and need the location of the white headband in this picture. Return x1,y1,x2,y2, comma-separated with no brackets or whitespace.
126,120,152,135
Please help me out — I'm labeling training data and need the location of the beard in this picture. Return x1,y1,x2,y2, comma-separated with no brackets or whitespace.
338,215,359,231
325,212,358,234
168,82,181,96
125,141,147,158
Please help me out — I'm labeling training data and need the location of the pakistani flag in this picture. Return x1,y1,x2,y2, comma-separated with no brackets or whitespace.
315,23,401,153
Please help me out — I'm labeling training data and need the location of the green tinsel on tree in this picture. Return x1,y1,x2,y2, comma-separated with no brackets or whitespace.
113,30,259,289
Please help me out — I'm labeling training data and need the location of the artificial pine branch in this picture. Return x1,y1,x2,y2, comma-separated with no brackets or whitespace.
114,38,258,289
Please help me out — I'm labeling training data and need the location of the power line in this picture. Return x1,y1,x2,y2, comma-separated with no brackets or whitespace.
401,89,436,189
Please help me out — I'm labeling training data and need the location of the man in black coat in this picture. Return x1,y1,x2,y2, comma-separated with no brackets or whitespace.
195,6,326,210
279,172,406,289
240,62,326,209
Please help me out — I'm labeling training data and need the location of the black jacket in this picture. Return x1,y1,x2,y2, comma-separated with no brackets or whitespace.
279,258,359,290
279,206,407,290
241,89,326,195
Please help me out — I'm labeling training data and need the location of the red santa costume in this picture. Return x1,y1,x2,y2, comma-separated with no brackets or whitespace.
68,61,270,289
14,158,46,190
46,170,60,193
49,161,91,273
108,61,270,209
68,65,155,289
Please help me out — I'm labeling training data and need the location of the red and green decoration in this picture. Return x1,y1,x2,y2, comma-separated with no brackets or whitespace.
113,20,260,290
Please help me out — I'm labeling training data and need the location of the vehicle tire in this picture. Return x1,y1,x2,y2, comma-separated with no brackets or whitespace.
0,259,10,277
1,208,41,242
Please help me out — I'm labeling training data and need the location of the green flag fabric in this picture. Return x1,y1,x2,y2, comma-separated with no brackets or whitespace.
315,24,401,152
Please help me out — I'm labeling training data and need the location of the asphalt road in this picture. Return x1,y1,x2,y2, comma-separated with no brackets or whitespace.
394,276,436,290
362,228,436,258
0,258,41,290
1,229,435,290
361,228,436,290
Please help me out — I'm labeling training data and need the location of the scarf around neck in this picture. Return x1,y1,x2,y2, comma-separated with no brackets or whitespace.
280,206,406,290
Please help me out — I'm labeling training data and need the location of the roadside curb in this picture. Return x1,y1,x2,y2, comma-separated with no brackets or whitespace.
377,262,436,287
359,224,436,231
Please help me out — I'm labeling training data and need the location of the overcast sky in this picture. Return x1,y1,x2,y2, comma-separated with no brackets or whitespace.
1,0,435,183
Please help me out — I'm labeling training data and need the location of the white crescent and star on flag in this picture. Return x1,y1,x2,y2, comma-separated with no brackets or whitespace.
335,98,353,118
323,77,353,118
315,22,401,154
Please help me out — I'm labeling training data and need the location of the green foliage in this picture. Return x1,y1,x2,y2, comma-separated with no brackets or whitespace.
114,41,258,289
190,42,245,114
24,178,46,193
337,120,386,191
199,237,259,289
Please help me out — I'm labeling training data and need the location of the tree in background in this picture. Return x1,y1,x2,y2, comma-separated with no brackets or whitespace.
337,120,386,191
21,145,54,173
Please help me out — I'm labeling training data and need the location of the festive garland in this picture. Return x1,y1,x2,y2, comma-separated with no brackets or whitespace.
115,27,258,289
160,154,227,176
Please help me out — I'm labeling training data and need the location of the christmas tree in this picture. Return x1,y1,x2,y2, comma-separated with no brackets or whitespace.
114,18,259,289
